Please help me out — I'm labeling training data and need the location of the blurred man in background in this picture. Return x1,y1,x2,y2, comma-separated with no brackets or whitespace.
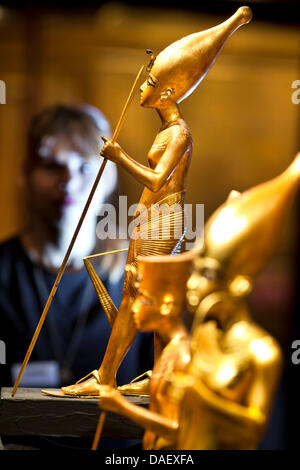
0,104,152,394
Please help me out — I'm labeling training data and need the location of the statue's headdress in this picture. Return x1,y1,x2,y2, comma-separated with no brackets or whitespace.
134,250,196,302
148,6,252,103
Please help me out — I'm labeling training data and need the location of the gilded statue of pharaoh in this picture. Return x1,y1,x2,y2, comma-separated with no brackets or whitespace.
99,151,300,449
61,6,253,396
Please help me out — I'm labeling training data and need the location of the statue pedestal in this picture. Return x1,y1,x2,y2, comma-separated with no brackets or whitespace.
0,387,147,443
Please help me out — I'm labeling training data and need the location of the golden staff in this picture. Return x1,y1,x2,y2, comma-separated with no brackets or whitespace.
12,64,145,397
91,408,107,450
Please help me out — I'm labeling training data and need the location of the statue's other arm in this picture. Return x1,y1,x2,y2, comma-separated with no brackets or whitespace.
99,388,178,441
190,337,282,436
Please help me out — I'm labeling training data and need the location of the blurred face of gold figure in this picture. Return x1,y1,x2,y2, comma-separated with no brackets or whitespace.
131,254,191,332
132,292,175,331
185,194,239,316
186,259,221,315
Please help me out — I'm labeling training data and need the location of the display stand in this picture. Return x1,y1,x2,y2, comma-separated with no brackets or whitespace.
0,388,147,445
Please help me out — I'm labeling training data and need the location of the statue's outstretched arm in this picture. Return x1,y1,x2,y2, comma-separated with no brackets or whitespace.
100,131,189,192
188,338,282,436
99,387,178,441
191,379,265,430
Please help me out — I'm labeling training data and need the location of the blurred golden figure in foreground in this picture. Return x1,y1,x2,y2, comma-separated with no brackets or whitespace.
99,252,195,450
61,6,252,396
178,152,300,448
99,152,300,449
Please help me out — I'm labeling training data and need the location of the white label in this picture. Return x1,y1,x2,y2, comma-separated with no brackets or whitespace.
11,361,60,387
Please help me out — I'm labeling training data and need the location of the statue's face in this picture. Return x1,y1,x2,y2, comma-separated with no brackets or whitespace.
132,288,160,331
132,287,176,332
186,268,219,314
140,73,163,108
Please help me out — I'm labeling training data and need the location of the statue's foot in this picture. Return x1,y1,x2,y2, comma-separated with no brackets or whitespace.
61,370,115,397
117,370,152,397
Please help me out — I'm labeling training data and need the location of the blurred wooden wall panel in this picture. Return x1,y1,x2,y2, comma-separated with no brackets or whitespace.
0,4,299,254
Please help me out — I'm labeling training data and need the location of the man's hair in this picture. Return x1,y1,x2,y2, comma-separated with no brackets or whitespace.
24,104,111,172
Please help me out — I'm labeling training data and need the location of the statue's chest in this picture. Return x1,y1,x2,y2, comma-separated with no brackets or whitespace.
147,130,171,168
150,347,179,411
199,329,254,402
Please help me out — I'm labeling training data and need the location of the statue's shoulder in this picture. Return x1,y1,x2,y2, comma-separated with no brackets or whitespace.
174,336,191,372
175,120,192,140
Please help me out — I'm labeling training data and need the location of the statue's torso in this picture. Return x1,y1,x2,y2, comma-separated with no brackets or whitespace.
123,122,192,295
137,121,192,210
181,320,278,449
197,321,256,402
143,335,190,450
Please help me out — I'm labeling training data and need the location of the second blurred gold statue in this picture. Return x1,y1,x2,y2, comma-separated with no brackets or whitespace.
177,152,300,448
99,152,300,449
